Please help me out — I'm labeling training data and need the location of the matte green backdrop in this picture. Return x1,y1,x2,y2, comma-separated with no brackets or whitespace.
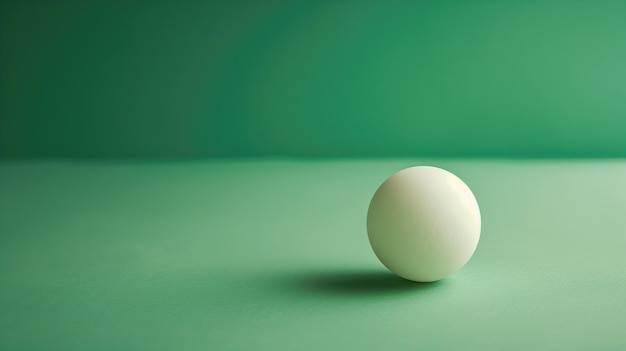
2,0,626,158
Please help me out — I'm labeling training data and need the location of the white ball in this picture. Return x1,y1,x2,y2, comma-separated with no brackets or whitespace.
367,166,481,282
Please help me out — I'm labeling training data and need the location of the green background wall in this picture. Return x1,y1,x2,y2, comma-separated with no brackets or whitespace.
2,0,625,158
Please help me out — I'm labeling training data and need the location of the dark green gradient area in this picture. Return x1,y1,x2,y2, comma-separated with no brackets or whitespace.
2,0,626,158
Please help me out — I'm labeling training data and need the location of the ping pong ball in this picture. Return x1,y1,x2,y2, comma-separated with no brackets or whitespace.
367,166,481,282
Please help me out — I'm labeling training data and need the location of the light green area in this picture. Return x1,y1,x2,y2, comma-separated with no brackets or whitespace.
1,159,625,350
2,0,626,158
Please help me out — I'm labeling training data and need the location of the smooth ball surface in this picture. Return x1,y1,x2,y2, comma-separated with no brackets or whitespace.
367,166,481,282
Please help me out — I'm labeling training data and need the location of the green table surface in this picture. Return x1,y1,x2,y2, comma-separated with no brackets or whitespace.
1,159,626,350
